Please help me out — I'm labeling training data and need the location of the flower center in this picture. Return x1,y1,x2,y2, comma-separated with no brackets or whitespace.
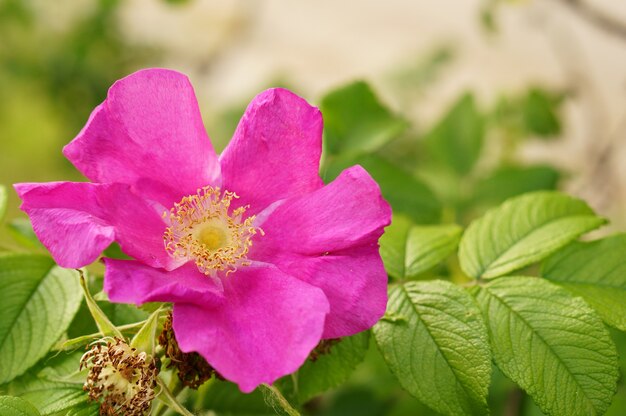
163,186,260,277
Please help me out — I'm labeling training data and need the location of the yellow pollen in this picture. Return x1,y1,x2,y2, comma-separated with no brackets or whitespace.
163,186,260,277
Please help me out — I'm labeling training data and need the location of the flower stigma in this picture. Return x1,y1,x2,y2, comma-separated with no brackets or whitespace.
163,186,262,277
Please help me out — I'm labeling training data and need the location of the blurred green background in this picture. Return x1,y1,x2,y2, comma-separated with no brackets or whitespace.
1,0,625,414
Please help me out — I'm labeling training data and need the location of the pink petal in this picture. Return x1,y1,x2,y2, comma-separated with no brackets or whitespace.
172,265,329,392
14,182,174,269
63,69,219,205
272,245,388,339
104,259,223,306
251,165,391,338
255,165,391,254
219,88,324,214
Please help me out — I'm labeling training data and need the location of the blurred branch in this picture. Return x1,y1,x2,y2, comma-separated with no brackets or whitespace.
556,0,626,41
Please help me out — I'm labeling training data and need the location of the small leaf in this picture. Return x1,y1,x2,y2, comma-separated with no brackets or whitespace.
259,384,300,416
522,88,561,137
0,254,83,384
380,216,461,279
0,185,7,223
475,277,618,416
78,272,123,339
373,280,491,416
459,191,606,279
130,307,163,354
543,233,626,330
321,81,407,156
324,155,441,224
425,93,485,175
278,331,370,403
0,396,41,416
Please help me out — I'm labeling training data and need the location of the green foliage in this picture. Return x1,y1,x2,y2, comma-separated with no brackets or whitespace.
459,191,606,279
259,384,300,416
472,165,560,207
425,93,485,175
324,154,442,224
0,396,41,416
279,331,370,404
522,88,561,137
6,219,44,250
77,272,123,338
195,380,273,415
320,81,407,156
543,234,626,330
374,280,491,416
3,352,97,416
380,216,461,280
475,277,618,416
0,254,82,384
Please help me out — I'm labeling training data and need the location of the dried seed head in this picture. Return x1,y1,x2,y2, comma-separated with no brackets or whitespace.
158,313,220,389
80,337,158,416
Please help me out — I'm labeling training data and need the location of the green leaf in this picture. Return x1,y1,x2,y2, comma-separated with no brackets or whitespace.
195,380,272,415
373,280,491,416
380,216,461,279
4,351,96,416
78,272,123,339
320,81,407,155
459,191,606,279
6,220,44,250
522,88,561,137
425,93,485,175
475,277,618,416
278,331,370,404
324,154,441,224
0,396,39,416
259,384,300,416
0,254,83,384
130,307,163,355
0,185,7,223
20,385,92,416
472,165,560,207
543,233,626,331
0,396,41,416
155,378,194,416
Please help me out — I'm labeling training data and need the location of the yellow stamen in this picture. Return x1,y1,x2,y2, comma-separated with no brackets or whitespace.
163,186,260,277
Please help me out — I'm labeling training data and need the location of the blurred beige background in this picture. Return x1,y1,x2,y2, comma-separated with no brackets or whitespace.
5,0,626,226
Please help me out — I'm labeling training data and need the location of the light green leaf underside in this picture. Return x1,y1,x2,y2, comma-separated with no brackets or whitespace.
0,396,41,416
0,254,83,384
543,233,626,330
373,280,491,416
279,331,369,404
380,216,461,279
475,277,618,416
459,191,605,279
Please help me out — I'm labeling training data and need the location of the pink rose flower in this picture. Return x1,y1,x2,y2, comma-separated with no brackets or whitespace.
14,69,391,392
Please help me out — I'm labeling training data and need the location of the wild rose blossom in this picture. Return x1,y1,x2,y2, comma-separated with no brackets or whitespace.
15,69,391,392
